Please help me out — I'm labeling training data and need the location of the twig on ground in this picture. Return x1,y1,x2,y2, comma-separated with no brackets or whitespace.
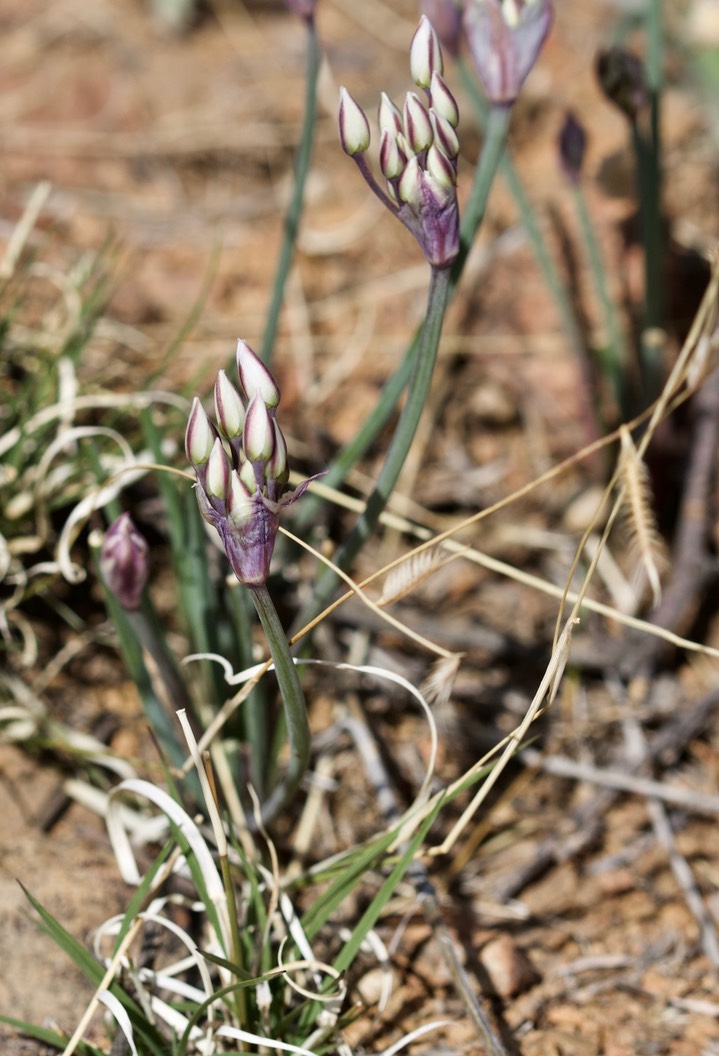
494,689,719,902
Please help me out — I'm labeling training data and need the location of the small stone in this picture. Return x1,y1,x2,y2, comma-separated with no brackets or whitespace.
479,933,540,997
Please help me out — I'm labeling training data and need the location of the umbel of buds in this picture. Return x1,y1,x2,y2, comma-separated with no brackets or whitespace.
100,513,150,611
186,341,319,587
463,0,554,108
338,15,460,270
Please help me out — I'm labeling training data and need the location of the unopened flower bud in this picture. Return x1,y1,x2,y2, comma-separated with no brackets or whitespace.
425,144,456,194
378,92,404,138
558,111,587,184
595,46,647,122
403,92,433,153
410,14,443,89
398,154,423,207
206,437,231,501
239,457,258,494
214,370,245,439
243,392,276,463
267,421,289,484
100,513,149,612
463,0,554,107
236,340,281,409
338,87,371,156
379,128,407,180
185,398,217,466
227,473,254,527
420,0,462,57
284,0,316,20
430,109,459,159
429,71,459,128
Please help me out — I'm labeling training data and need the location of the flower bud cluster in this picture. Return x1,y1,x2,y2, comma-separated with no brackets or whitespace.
186,341,317,586
100,512,150,611
338,16,460,270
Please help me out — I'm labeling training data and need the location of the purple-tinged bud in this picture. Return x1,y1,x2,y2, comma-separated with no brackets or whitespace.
236,339,281,409
338,87,371,156
463,0,554,108
420,0,462,58
558,111,587,184
398,154,423,208
425,144,456,194
206,437,231,501
595,46,647,122
243,392,276,463
403,92,433,153
429,71,459,128
429,109,459,159
100,513,149,612
186,398,217,466
410,15,444,89
266,421,289,484
379,128,407,180
378,92,404,138
284,0,316,20
214,370,245,439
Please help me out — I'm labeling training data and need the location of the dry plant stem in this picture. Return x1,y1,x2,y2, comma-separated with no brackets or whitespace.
344,703,508,1056
495,688,719,902
624,716,719,971
248,584,310,825
522,748,719,818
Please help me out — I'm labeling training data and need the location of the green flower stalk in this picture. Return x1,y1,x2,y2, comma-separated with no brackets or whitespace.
187,341,321,822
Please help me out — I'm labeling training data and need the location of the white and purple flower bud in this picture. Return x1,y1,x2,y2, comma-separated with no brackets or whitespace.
379,128,407,181
214,369,245,439
243,392,276,463
283,0,316,20
378,92,404,138
267,421,289,485
429,109,459,160
185,397,218,466
429,71,459,128
236,339,281,409
398,154,423,208
338,87,371,156
100,513,150,612
403,92,433,154
420,0,462,58
206,437,231,502
463,0,554,108
227,473,254,527
410,14,443,89
424,142,456,194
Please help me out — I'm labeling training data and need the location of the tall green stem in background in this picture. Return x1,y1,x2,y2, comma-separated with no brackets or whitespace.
261,16,320,365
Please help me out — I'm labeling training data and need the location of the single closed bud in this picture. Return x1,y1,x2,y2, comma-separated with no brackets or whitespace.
398,154,423,207
379,128,407,180
429,71,459,128
558,111,587,184
267,421,289,484
206,437,231,501
410,14,443,88
430,109,459,159
185,398,217,466
595,46,647,121
214,370,245,439
420,0,462,58
227,473,254,527
239,456,258,494
463,0,554,107
378,92,404,137
243,392,276,463
425,143,456,194
403,92,434,154
236,340,281,408
338,87,371,156
100,513,150,612
284,0,316,20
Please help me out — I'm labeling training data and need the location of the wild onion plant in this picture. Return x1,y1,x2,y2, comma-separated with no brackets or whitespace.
7,2,711,1055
